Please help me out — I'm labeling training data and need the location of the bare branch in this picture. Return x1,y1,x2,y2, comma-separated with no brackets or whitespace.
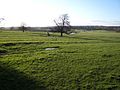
53,14,71,36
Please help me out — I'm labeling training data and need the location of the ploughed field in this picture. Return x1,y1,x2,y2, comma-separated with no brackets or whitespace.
0,30,120,90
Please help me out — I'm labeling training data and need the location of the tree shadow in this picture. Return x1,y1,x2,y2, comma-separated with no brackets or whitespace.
0,62,47,90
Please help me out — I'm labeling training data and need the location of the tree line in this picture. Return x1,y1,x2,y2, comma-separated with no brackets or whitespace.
1,15,120,37
0,14,71,37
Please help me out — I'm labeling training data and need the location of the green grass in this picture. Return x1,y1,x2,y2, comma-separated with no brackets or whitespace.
0,30,120,90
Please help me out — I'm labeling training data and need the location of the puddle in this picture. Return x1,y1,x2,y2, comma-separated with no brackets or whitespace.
45,46,59,50
45,48,56,50
70,33,75,35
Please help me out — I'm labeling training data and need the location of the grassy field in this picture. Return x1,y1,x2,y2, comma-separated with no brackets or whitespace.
0,30,120,90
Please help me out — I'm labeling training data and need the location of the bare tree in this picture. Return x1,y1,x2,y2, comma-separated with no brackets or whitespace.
0,18,5,30
10,27,15,30
0,18,4,23
54,14,71,37
0,18,5,26
19,22,26,32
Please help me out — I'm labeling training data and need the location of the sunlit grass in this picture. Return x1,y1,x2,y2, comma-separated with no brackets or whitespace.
0,30,120,90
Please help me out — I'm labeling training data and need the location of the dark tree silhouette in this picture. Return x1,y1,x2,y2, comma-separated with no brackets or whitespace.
54,14,71,37
10,27,15,30
19,23,26,32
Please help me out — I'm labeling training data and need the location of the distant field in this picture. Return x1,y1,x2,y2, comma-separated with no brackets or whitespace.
0,30,120,90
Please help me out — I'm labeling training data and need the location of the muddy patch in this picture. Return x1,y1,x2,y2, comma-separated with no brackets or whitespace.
0,50,7,55
102,54,113,58
1,43,16,46
0,42,44,47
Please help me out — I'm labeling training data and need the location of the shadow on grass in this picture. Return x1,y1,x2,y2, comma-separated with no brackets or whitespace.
0,62,47,90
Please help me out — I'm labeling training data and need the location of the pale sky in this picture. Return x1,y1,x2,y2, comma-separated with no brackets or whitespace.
0,0,120,27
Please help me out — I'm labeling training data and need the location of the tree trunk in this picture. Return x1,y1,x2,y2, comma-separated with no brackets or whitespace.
60,28,63,37
47,32,50,36
61,32,63,37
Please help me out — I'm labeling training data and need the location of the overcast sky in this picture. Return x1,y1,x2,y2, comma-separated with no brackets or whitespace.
0,0,120,27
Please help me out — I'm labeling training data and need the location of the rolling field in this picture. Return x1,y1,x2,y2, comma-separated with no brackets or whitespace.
0,30,120,90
